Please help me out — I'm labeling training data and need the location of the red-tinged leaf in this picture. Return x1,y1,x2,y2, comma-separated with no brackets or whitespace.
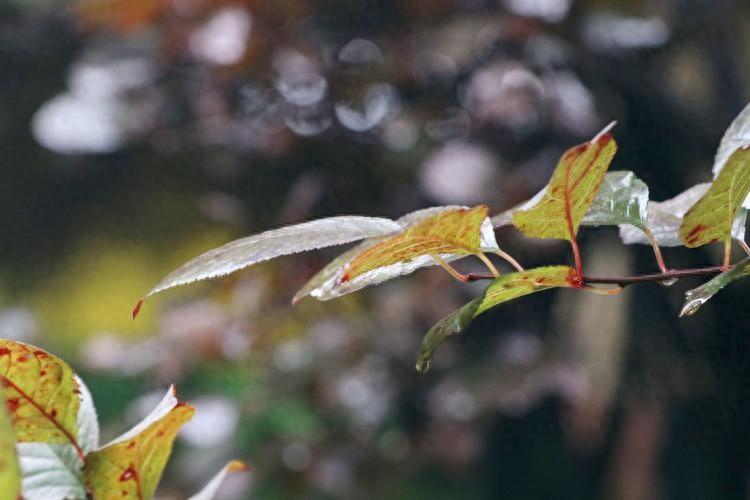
512,127,617,242
679,147,750,249
0,394,20,498
83,386,195,500
341,205,491,283
0,340,84,461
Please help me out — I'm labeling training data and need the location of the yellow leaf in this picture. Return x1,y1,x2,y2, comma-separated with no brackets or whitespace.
83,386,195,500
475,265,577,315
0,395,20,498
341,205,490,282
512,130,617,241
679,147,750,250
0,340,83,461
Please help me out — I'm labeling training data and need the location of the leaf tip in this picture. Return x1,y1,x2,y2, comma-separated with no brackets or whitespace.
415,358,431,374
592,121,617,143
132,299,144,320
227,460,250,472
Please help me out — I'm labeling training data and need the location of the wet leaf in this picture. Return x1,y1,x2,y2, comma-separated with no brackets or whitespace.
512,125,617,241
339,205,494,284
714,102,750,209
0,340,83,460
293,206,498,302
83,385,195,499
0,395,20,499
581,171,649,228
416,266,575,373
139,216,402,313
188,460,249,500
679,147,750,248
680,257,750,316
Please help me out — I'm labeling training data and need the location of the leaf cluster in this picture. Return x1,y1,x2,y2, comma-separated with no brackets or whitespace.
0,339,247,499
136,104,750,374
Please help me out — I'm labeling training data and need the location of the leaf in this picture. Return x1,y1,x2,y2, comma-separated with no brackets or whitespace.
0,395,20,499
0,340,84,461
416,266,576,373
679,147,750,248
580,171,649,228
140,216,403,307
341,205,492,283
187,460,249,500
17,376,97,500
293,206,499,302
83,385,195,500
17,443,85,500
680,257,750,316
75,375,99,455
493,170,646,230
714,102,750,209
511,125,617,241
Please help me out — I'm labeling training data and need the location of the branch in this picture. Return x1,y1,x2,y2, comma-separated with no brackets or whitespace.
466,265,731,286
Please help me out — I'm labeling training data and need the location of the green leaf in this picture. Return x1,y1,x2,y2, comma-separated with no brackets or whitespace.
511,126,617,241
83,385,195,499
679,147,750,248
0,394,20,499
714,102,750,206
293,206,499,302
416,266,576,373
0,340,84,460
342,205,492,282
187,460,249,500
137,216,403,314
581,171,649,228
680,257,750,316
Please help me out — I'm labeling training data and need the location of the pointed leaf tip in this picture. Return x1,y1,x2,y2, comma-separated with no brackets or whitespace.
132,299,144,320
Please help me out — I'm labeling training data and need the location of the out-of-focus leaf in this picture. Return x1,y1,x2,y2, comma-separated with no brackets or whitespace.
74,375,99,455
342,205,492,282
512,125,617,241
294,206,498,302
619,184,748,246
581,171,649,228
0,340,83,460
680,257,750,316
83,385,195,499
679,147,750,248
140,216,402,308
714,102,750,209
17,443,85,500
187,460,249,500
0,395,20,499
416,266,576,373
17,377,97,499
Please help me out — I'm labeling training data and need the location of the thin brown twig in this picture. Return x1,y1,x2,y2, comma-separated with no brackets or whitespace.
465,265,730,286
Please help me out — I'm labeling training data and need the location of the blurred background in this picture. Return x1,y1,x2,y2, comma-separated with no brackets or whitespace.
1,0,750,498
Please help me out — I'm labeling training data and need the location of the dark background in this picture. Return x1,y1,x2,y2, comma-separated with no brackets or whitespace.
1,0,749,498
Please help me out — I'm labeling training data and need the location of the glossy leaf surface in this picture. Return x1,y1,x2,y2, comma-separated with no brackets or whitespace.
142,216,402,302
340,205,492,283
294,206,500,302
680,147,750,247
680,257,750,316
